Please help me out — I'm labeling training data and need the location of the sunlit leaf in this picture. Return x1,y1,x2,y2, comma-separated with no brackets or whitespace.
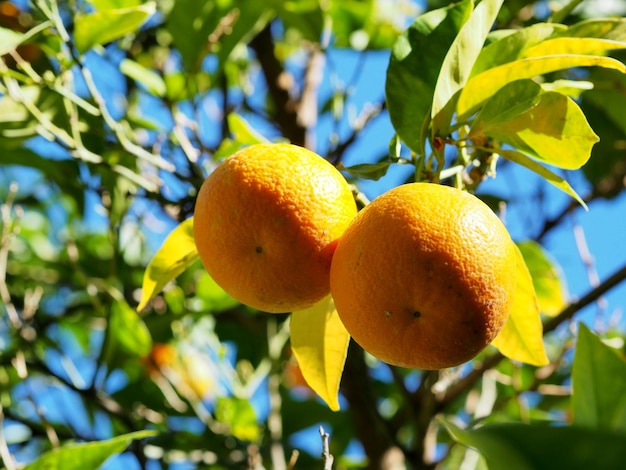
340,161,392,181
215,397,260,442
432,0,503,131
523,37,626,58
0,26,25,55
74,3,156,54
516,241,568,317
137,218,198,312
491,245,548,366
228,113,269,145
23,430,156,470
120,59,166,97
572,323,626,432
91,0,143,9
168,0,271,71
471,81,599,170
540,79,594,98
290,296,350,411
561,18,626,41
498,150,587,208
385,0,472,153
109,300,152,358
457,55,626,120
471,23,565,75
440,418,626,470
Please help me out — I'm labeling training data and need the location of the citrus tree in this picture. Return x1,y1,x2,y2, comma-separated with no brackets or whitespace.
2,0,626,469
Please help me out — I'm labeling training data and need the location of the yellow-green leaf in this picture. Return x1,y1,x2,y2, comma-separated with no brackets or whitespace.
471,81,598,171
523,37,626,58
457,55,626,120
23,430,156,470
491,245,549,366
498,149,588,208
517,241,568,317
290,296,350,411
74,3,156,54
137,218,198,311
432,0,503,123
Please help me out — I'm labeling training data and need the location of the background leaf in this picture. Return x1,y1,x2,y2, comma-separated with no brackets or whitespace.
23,430,156,470
572,323,626,432
441,419,626,470
290,296,350,411
74,3,156,54
491,245,548,366
137,218,198,312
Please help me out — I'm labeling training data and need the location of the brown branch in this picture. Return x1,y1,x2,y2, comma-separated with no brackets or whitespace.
340,343,399,470
249,25,306,146
543,260,626,335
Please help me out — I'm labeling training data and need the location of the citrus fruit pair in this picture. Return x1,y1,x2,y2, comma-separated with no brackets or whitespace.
193,143,516,369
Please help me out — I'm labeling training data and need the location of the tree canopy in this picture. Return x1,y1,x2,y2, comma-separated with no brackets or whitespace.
2,0,626,469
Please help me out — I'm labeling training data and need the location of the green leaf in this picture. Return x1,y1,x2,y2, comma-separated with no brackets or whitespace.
0,26,25,56
137,218,198,312
228,113,269,145
74,3,155,54
23,430,156,470
471,79,544,135
471,23,566,76
540,79,594,98
457,55,626,120
572,323,626,432
340,161,392,181
498,149,587,209
120,59,166,97
560,18,626,41
196,272,239,312
440,419,626,470
168,0,272,71
491,244,548,366
91,0,143,8
290,295,350,411
108,300,152,358
432,0,503,126
523,37,626,58
471,82,598,170
385,0,472,153
516,241,568,317
215,397,260,442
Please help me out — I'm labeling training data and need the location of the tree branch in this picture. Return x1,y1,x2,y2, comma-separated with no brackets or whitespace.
543,260,626,334
340,343,399,469
249,25,306,146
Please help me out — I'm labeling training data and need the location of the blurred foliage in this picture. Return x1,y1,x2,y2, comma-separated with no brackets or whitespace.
1,0,626,469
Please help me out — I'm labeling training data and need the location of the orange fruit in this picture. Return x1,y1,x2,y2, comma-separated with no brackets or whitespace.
193,143,357,313
329,183,517,369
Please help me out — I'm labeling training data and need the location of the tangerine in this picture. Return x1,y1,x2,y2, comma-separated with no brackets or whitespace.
193,143,357,313
329,183,517,369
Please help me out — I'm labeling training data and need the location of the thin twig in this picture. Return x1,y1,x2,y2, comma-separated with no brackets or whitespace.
319,426,334,470
0,183,22,329
0,404,16,470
